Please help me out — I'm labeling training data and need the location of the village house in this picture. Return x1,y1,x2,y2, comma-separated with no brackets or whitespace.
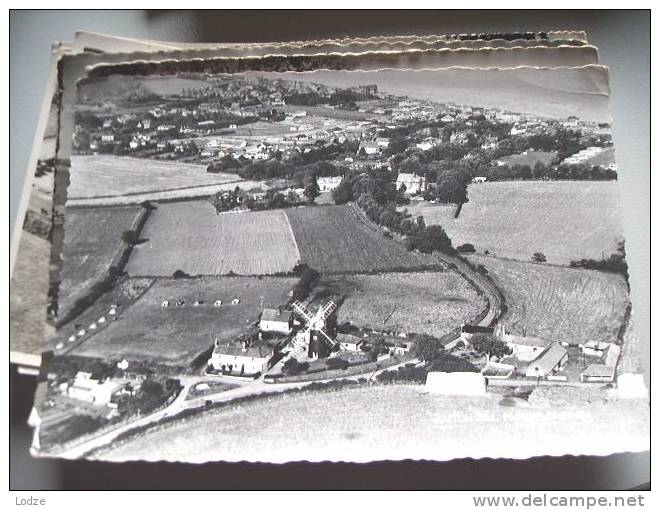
416,139,436,151
449,131,469,146
317,176,343,192
259,308,293,335
396,172,427,194
210,332,276,377
358,141,380,155
525,344,569,378
336,333,366,352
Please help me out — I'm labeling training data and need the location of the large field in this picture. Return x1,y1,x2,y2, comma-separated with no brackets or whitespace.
286,204,439,273
69,276,296,366
68,155,245,199
314,272,485,337
96,384,649,464
469,255,629,345
496,150,557,167
127,202,300,276
404,181,624,265
59,205,143,317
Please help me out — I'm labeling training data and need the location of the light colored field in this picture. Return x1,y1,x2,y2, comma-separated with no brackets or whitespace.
96,384,649,463
317,272,485,337
59,206,143,317
398,201,457,224
70,276,295,366
127,201,301,276
469,255,630,345
67,180,267,207
68,155,243,199
406,181,624,264
497,150,557,167
286,204,438,274
581,146,617,167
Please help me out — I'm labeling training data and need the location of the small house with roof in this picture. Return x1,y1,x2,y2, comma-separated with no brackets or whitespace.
336,333,366,352
259,308,293,335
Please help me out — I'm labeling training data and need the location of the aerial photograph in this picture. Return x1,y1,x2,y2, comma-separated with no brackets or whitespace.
29,67,649,463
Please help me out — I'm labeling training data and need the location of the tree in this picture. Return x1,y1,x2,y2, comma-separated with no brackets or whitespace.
532,252,547,263
457,243,476,253
471,334,512,362
326,357,349,370
282,358,309,376
414,334,445,363
414,224,453,255
304,177,320,204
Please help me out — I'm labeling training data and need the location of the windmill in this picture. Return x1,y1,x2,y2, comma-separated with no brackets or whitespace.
291,300,338,354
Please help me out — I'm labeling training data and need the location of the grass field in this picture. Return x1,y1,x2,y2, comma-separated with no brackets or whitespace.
469,255,629,345
313,272,485,337
286,204,439,273
59,206,143,317
70,276,296,367
398,201,457,224
96,384,649,464
127,201,300,276
405,181,624,264
68,155,245,199
496,150,557,167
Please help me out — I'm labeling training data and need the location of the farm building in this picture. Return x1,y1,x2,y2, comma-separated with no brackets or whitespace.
67,372,129,406
210,332,276,377
259,308,293,335
580,340,611,358
524,344,569,378
396,172,427,194
317,176,343,192
336,333,365,352
425,372,487,396
504,335,550,361
388,340,411,356
580,364,616,383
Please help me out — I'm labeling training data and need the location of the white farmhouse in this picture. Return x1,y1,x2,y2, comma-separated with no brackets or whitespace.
210,336,276,377
67,372,127,406
259,308,293,335
396,172,427,194
317,176,343,192
336,333,365,352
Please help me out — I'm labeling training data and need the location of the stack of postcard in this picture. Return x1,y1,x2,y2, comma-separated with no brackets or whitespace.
9,30,649,463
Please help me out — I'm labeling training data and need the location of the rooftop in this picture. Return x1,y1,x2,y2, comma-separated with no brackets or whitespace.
260,308,292,323
528,343,568,373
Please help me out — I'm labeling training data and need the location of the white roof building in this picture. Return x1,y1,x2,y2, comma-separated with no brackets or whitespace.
396,172,427,194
